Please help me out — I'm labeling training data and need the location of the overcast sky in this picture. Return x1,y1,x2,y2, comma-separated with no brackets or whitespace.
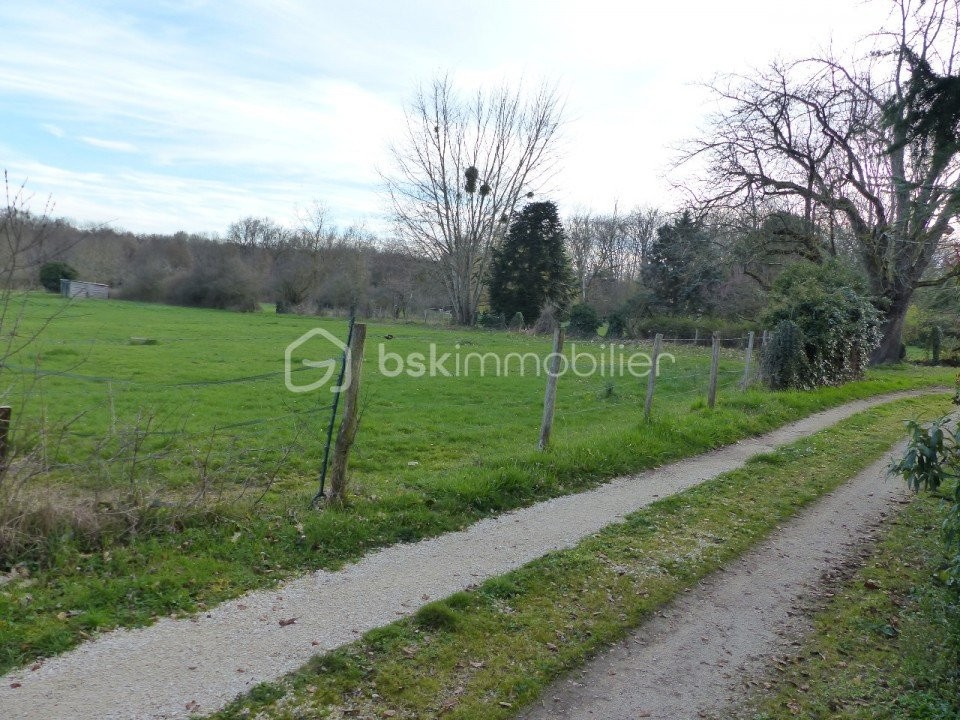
0,0,891,235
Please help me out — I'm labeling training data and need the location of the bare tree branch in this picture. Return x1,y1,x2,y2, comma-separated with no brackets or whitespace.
384,76,563,324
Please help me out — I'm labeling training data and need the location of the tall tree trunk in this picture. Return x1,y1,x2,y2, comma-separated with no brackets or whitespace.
871,291,912,364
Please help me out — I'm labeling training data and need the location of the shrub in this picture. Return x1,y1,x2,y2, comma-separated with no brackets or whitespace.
760,320,811,390
476,311,506,329
39,261,77,293
759,261,881,390
165,245,259,312
568,303,600,337
605,310,626,339
891,412,960,589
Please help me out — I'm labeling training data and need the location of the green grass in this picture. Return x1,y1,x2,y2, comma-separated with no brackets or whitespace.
201,395,952,720
738,489,960,719
0,294,954,674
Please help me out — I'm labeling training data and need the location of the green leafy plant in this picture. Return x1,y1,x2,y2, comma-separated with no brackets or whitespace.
605,310,626,339
476,311,506,329
891,411,960,588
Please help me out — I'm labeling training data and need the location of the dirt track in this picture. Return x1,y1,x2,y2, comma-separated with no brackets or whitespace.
0,390,937,720
519,448,908,720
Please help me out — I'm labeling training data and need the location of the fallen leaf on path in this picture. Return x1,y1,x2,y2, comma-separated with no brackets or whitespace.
279,617,297,627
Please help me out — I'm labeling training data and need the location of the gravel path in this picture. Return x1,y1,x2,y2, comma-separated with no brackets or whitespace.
0,390,936,720
518,444,910,720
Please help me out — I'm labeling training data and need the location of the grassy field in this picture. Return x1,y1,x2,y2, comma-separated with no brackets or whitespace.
0,294,954,673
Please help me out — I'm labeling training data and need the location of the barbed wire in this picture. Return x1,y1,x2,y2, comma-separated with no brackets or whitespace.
0,326,764,483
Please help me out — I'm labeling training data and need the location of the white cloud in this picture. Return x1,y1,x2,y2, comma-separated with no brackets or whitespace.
0,0,897,233
79,137,139,153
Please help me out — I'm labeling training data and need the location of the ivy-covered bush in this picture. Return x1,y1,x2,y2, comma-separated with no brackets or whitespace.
760,261,881,389
760,320,811,390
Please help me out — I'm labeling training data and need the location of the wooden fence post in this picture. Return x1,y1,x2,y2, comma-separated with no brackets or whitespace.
707,331,721,409
0,406,11,460
644,333,663,422
741,331,755,390
537,325,565,451
328,323,367,504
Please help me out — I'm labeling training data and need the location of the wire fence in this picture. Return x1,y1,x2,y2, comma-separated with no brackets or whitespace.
0,323,769,512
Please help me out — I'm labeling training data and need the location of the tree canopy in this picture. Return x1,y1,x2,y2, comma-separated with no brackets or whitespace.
642,211,722,315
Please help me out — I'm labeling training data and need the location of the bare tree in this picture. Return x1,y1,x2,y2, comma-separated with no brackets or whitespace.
568,205,667,301
385,75,563,325
269,202,335,312
567,208,628,302
0,172,61,358
683,0,960,362
567,211,599,302
226,216,285,249
622,206,663,280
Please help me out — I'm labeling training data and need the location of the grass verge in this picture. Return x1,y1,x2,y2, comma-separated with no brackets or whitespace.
199,394,951,720
735,487,960,719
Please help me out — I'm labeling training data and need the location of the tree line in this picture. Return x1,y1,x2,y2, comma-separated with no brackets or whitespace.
382,0,960,364
7,205,447,317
